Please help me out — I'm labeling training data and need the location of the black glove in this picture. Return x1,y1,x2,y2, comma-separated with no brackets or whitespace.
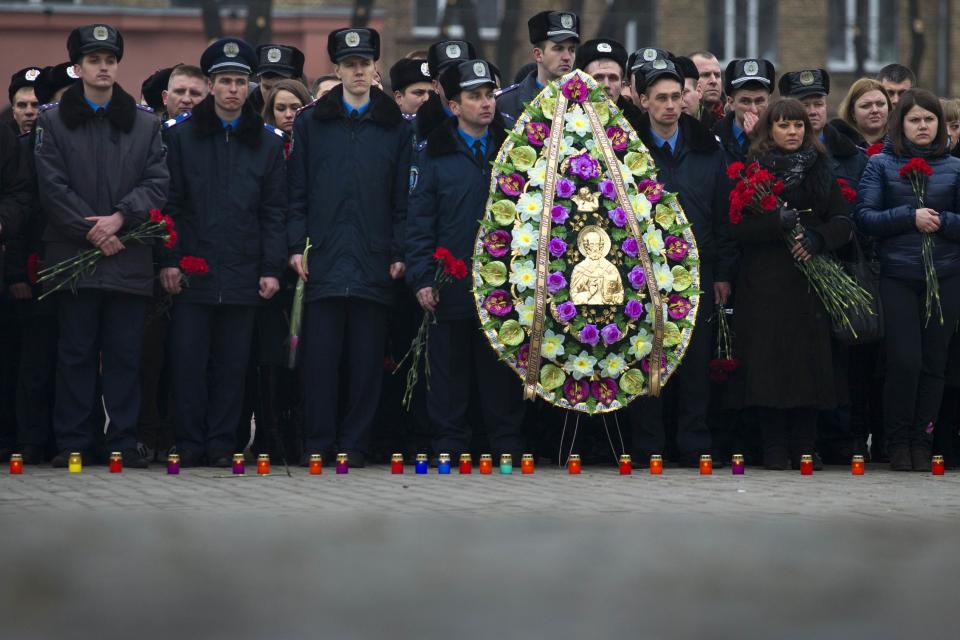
797,229,824,256
778,206,799,230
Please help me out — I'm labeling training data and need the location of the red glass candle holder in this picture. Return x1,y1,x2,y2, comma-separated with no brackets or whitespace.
9,454,23,475
800,454,813,476
479,454,493,474
618,454,632,475
459,453,473,474
309,454,323,475
109,452,123,474
568,454,582,475
851,455,865,476
932,455,945,476
699,455,713,475
521,454,535,474
257,454,270,475
649,455,663,475
391,453,404,474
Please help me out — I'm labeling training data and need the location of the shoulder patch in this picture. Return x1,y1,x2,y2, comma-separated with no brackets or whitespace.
163,111,192,129
263,123,286,138
39,101,59,112
136,104,155,113
494,83,519,98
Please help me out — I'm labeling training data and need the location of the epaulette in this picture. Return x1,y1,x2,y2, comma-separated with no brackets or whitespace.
136,104,155,113
402,112,417,122
39,102,59,112
163,111,191,129
264,123,285,138
494,83,519,98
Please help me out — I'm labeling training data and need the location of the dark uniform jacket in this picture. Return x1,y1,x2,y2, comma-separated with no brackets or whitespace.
712,111,751,167
2,133,41,290
161,95,288,305
636,112,737,282
34,82,168,297
821,122,868,190
495,71,542,122
406,116,507,321
0,127,31,282
617,95,644,132
287,84,412,306
415,91,452,145
855,141,960,281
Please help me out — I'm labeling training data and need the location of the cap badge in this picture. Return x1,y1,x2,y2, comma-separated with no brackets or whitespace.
652,59,667,70
799,70,815,86
420,62,431,77
223,42,240,58
560,14,574,29
643,48,658,62
93,26,109,41
597,42,612,53
267,48,282,63
446,44,461,59
25,69,40,82
345,31,361,48
743,60,759,76
67,66,80,79
473,62,487,77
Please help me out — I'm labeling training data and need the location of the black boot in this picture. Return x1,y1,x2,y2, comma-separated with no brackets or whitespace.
888,445,911,471
762,420,789,470
910,443,932,472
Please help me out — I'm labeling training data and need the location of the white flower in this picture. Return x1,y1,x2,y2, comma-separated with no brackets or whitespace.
557,135,578,157
585,139,596,151
527,158,548,187
541,329,566,361
509,260,537,292
564,350,597,380
516,296,536,326
511,223,536,255
516,191,543,223
628,329,653,359
631,193,652,221
653,261,674,292
618,163,636,185
598,353,627,378
563,105,592,137
643,226,665,256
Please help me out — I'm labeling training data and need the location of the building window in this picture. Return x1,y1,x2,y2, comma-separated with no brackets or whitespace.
827,0,898,73
413,0,501,39
707,0,778,63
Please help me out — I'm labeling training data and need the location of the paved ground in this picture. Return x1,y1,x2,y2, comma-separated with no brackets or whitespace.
2,464,958,638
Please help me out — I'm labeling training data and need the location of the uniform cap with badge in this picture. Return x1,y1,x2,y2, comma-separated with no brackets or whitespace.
67,24,124,63
255,44,305,79
574,38,628,76
389,58,432,93
527,11,580,45
778,69,830,99
328,28,380,63
626,47,672,73
8,67,42,103
724,58,776,97
140,66,177,112
439,59,497,100
634,58,683,94
34,63,79,105
201,38,257,76
670,55,700,82
427,40,477,79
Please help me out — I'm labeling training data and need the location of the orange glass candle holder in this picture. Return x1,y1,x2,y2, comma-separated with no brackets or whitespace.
568,454,582,475
618,454,632,475
257,454,270,475
851,455,865,476
800,454,813,476
479,454,493,474
521,454,535,474
932,455,945,476
309,454,323,475
9,454,23,475
391,453,404,474
699,455,713,475
459,453,473,474
649,454,663,475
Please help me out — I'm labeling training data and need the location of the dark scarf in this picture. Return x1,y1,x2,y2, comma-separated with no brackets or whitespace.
761,146,819,189
903,138,943,159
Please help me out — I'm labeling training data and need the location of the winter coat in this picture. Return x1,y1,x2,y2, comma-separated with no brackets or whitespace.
712,111,751,167
495,71,541,122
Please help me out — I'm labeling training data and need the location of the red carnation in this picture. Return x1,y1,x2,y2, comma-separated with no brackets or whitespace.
726,162,745,179
179,256,209,275
866,143,883,157
771,180,785,195
149,209,163,223
836,178,849,187
760,194,778,211
745,161,761,177
445,258,468,280
840,186,857,204
432,247,453,263
900,157,933,178
164,230,178,249
729,208,743,225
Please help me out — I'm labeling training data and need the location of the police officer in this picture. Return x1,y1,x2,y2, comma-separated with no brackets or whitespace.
249,44,305,113
389,58,432,117
34,24,169,468
496,10,580,121
628,58,736,466
140,66,175,116
625,47,671,108
406,59,524,461
414,40,478,143
34,62,80,107
713,58,775,165
575,38,642,128
158,38,286,468
8,68,42,135
671,56,703,118
690,51,724,128
288,28,411,468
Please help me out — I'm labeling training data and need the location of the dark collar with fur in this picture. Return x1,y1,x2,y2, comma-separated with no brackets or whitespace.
821,121,861,158
416,91,451,141
189,94,265,148
636,112,719,154
425,112,508,159
58,82,138,133
311,83,403,127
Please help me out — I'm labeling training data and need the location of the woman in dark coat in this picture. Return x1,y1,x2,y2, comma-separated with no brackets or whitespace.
855,89,960,471
731,99,854,469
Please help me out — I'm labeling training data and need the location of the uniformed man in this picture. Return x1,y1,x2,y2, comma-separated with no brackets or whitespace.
625,47,671,108
389,58,432,117
8,68,42,135
33,62,80,107
496,10,580,121
34,24,169,468
163,65,209,119
159,38,286,468
574,38,642,129
713,58,775,165
628,58,736,467
248,44,305,113
415,40,477,143
671,56,703,118
287,28,411,468
406,59,524,462
140,66,175,116
690,50,724,128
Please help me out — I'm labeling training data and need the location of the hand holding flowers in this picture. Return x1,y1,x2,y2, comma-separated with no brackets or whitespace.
900,157,943,325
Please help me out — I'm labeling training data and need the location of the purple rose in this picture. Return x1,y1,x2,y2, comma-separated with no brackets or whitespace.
624,299,644,320
600,323,622,345
600,180,617,200
517,344,530,369
667,293,693,320
568,152,600,180
579,323,600,346
561,76,589,103
606,126,628,151
563,378,591,404
628,265,647,290
556,301,577,322
498,173,524,197
483,230,510,258
549,237,567,258
608,207,628,227
592,378,618,405
665,235,690,261
525,122,550,147
482,289,513,316
641,353,668,374
551,205,570,224
622,237,638,257
638,179,663,203
547,271,567,294
556,178,576,199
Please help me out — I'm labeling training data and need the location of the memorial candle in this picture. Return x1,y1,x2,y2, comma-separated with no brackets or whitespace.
851,455,865,476
308,454,323,475
459,453,473,474
257,454,270,475
68,451,82,474
618,454,632,475
167,453,181,475
479,454,493,474
731,454,745,475
415,453,429,474
438,453,452,474
9,454,22,475
568,454,582,475
232,453,245,475
109,451,123,473
335,453,349,474
521,454,535,474
800,454,813,476
391,453,404,474
699,454,713,475
649,454,663,475
500,454,513,475
932,455,945,476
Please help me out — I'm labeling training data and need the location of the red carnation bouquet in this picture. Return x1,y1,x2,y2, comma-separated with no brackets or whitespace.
727,162,874,337
708,304,739,383
395,247,468,410
900,157,942,325
37,209,176,300
837,178,857,204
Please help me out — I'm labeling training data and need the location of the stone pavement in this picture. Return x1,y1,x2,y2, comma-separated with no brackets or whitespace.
1,464,958,638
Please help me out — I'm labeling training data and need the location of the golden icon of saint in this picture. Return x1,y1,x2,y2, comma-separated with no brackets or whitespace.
571,187,600,212
570,225,624,305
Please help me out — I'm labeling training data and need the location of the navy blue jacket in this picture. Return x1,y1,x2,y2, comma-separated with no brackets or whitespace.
287,85,411,306
406,116,507,321
854,141,960,280
162,95,288,305
712,111,750,167
495,71,541,123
